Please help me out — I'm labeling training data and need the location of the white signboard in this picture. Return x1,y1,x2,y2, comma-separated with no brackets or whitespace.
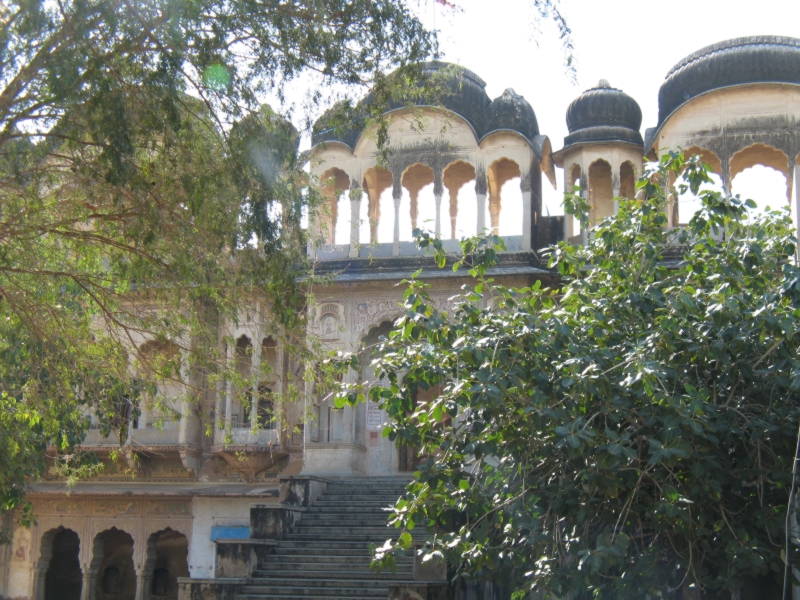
366,400,383,429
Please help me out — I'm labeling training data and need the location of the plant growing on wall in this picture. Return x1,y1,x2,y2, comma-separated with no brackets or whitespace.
0,0,440,541
332,152,800,598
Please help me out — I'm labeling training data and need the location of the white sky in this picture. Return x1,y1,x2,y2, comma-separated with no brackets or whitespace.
309,0,800,242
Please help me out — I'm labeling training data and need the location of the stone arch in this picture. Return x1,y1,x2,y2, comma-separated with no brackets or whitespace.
319,167,350,245
682,145,723,177
487,158,522,235
443,160,477,239
362,166,393,243
233,335,253,427
89,527,136,600
234,335,252,377
35,527,82,600
142,528,189,600
401,163,435,233
588,159,614,225
258,336,279,430
137,339,182,429
568,163,582,189
730,143,790,207
730,143,789,181
671,146,726,224
563,163,584,240
619,161,636,200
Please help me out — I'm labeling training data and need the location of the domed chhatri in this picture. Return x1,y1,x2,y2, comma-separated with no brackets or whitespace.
485,88,539,143
658,36,800,125
311,62,540,149
562,80,643,149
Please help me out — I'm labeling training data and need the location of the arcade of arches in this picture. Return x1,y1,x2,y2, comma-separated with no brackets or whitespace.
320,155,527,248
17,496,194,600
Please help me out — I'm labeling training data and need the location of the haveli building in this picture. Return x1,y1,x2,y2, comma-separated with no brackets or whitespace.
1,35,799,600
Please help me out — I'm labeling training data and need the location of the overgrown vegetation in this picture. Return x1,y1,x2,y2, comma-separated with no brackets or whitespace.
0,0,437,540
333,153,800,598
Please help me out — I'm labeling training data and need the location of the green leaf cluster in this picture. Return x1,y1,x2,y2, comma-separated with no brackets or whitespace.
333,152,800,598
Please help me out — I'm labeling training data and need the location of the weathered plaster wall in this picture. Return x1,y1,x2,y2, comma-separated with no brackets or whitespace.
655,83,800,195
188,497,271,579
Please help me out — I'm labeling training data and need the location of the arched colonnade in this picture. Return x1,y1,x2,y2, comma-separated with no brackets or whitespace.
316,153,537,257
658,143,800,226
563,157,639,244
32,525,189,600
217,331,282,439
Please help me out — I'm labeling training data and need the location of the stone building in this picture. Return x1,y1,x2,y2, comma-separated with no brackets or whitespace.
1,35,799,600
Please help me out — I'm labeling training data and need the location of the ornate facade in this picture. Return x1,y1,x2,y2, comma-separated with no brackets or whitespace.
2,36,800,600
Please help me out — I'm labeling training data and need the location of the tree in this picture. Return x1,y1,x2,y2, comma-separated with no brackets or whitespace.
0,0,437,539
333,153,800,598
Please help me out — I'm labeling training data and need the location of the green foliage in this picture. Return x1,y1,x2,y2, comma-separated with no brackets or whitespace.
0,0,437,534
332,152,800,597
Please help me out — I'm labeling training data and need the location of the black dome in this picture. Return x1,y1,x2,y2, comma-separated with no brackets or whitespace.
311,63,539,149
562,80,643,148
484,88,539,143
658,36,800,126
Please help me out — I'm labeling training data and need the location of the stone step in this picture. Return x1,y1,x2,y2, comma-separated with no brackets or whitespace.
291,526,405,535
237,593,387,600
310,500,397,507
305,506,393,513
240,578,398,591
255,562,412,574
300,515,391,522
302,509,391,517
276,540,384,549
238,596,386,600
267,552,412,563
284,534,400,543
318,496,403,504
234,477,420,600
250,569,412,580
236,582,389,600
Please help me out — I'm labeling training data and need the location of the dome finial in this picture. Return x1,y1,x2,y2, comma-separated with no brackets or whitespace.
597,79,611,88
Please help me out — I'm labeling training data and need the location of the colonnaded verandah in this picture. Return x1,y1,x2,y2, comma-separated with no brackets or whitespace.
2,35,800,600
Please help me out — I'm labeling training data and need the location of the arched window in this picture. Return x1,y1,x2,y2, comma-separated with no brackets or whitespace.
730,144,790,214
588,159,613,224
488,158,522,236
443,161,478,239
402,163,435,236
43,528,82,600
620,162,636,200
677,147,725,224
319,168,350,245
362,167,393,244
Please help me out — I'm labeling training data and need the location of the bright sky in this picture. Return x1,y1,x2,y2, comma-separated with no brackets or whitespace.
308,0,800,242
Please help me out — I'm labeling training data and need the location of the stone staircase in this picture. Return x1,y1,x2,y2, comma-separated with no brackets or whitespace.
236,477,415,600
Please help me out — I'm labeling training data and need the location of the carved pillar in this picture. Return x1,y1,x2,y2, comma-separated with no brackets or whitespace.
32,563,49,600
306,210,316,260
612,171,621,216
795,164,800,262
580,176,589,247
433,171,444,237
721,155,733,196
475,166,487,235
134,566,147,600
521,172,532,251
79,566,97,600
349,187,362,257
563,170,573,242
224,342,233,426
250,333,262,427
392,181,402,256
489,201,500,235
